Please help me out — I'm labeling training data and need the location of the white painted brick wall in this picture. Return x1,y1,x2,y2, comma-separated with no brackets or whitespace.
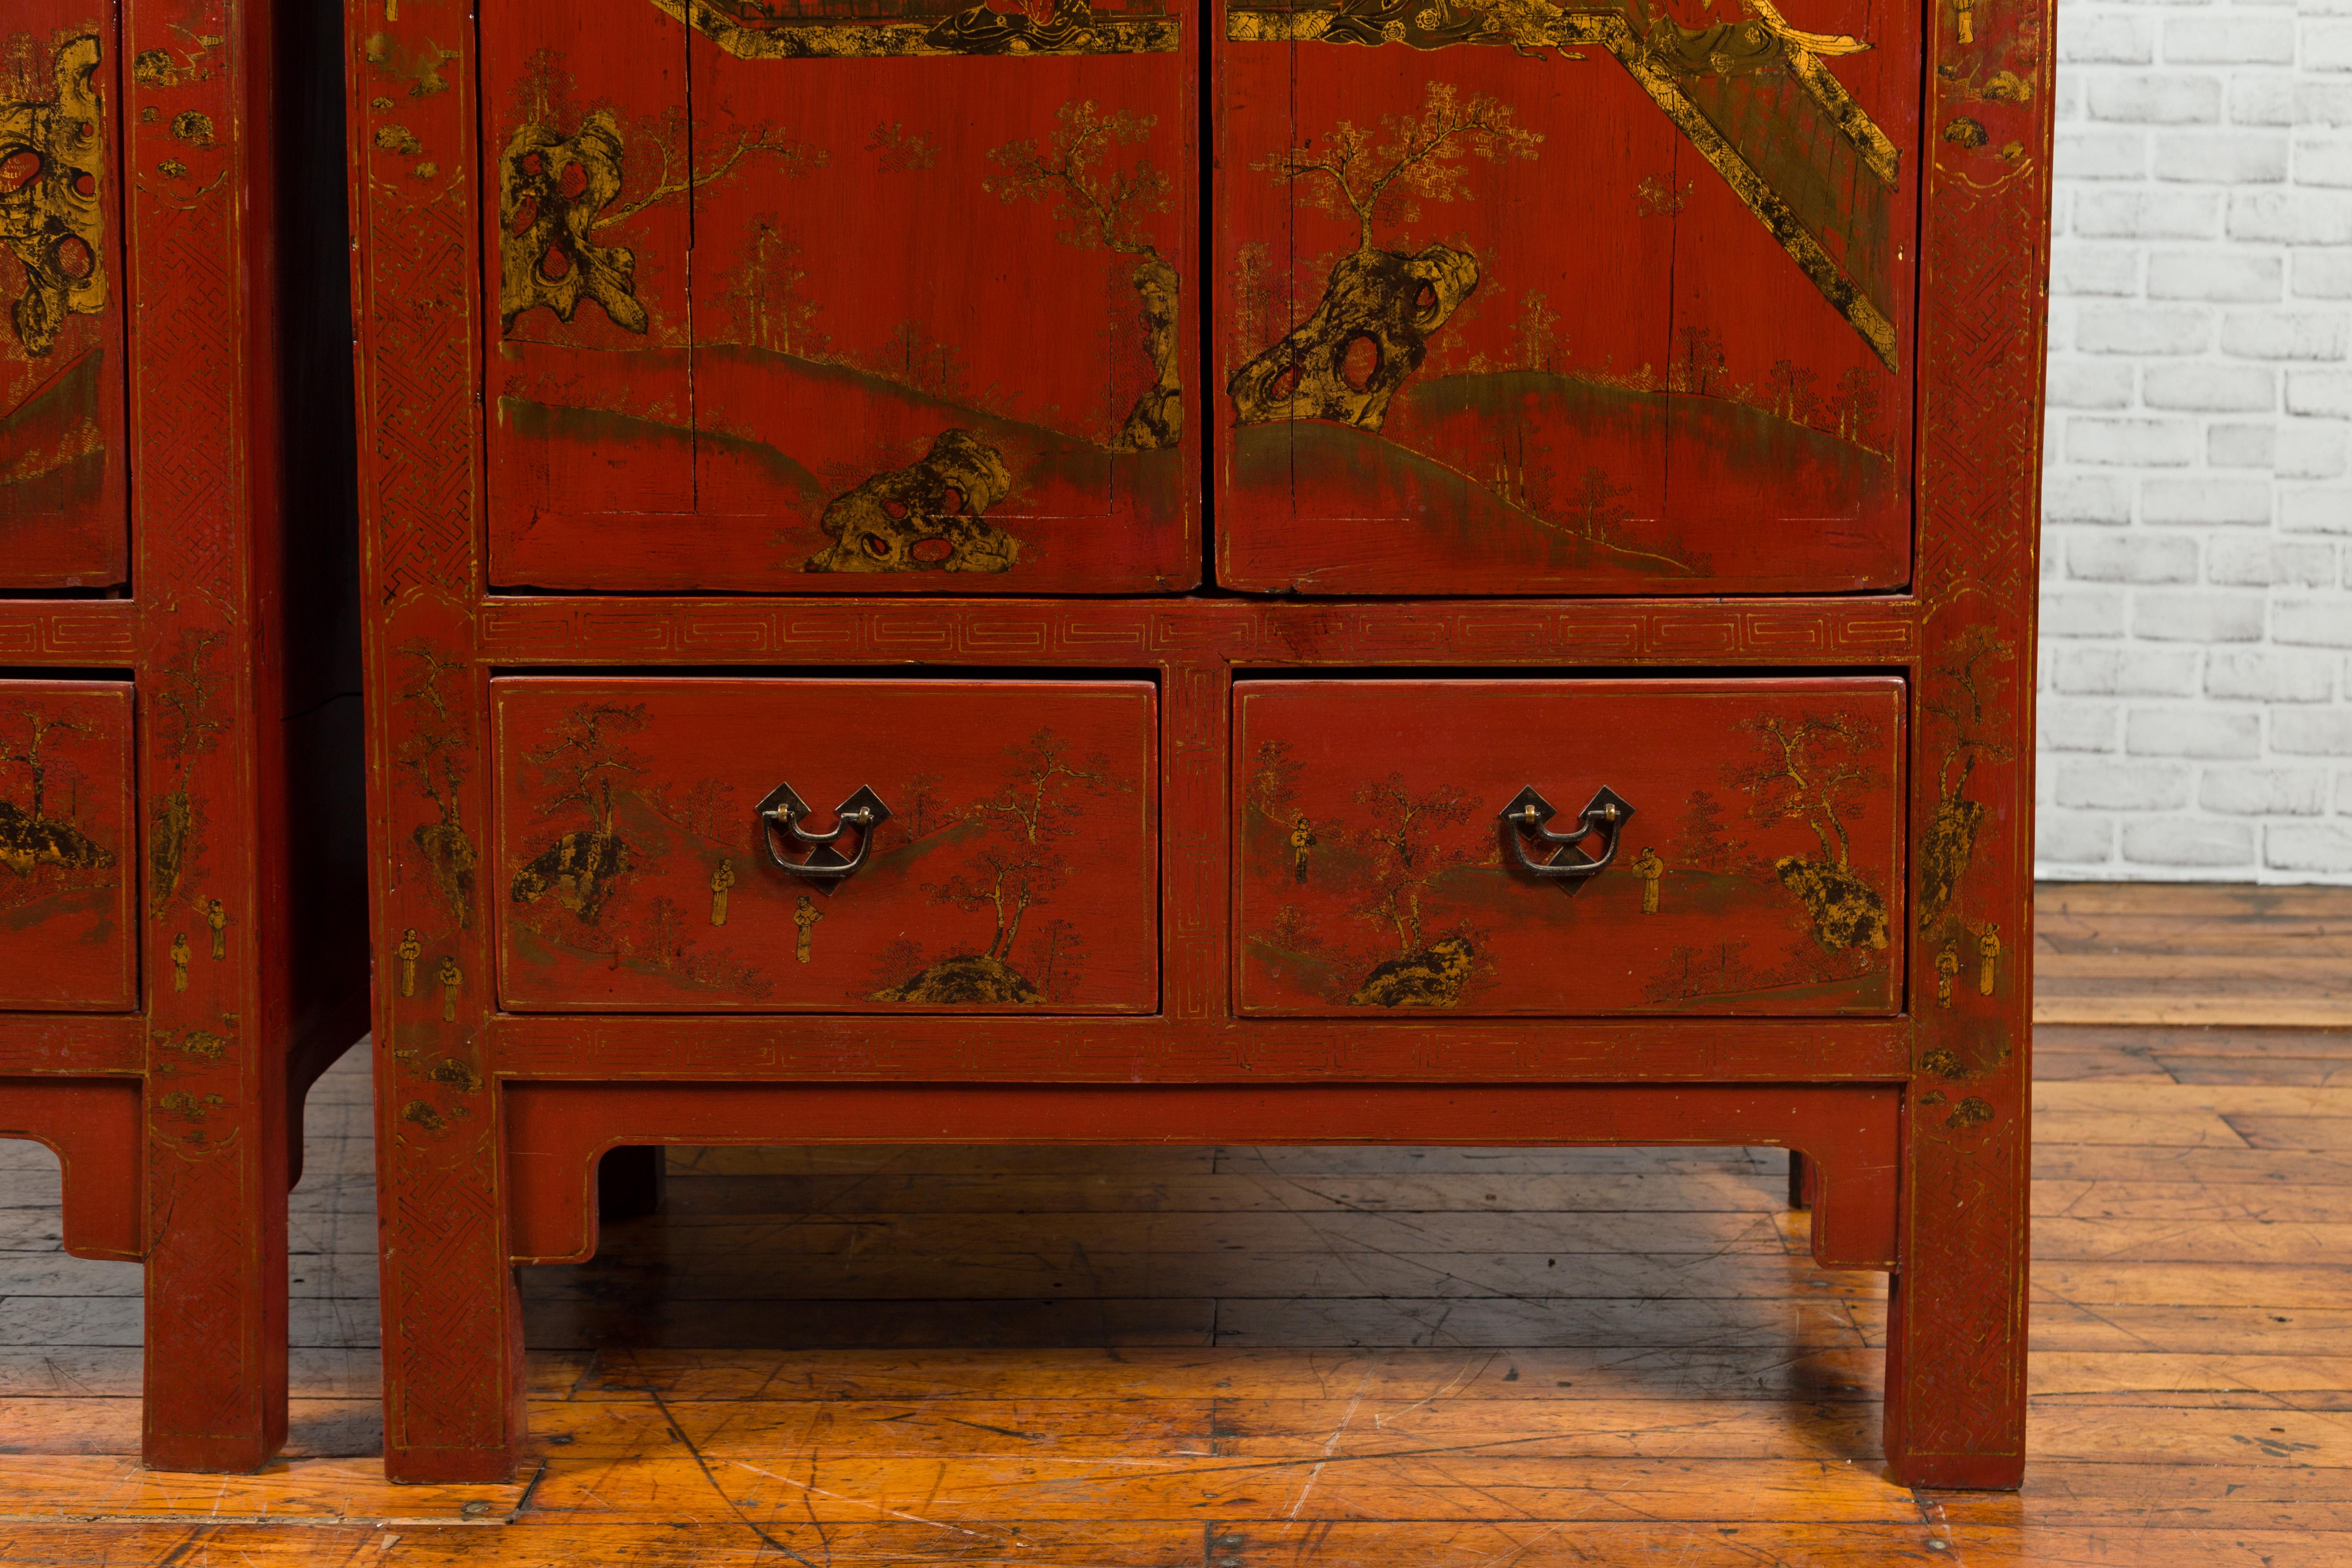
2042,0,2352,882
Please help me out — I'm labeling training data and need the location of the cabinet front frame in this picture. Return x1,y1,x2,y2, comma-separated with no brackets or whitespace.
351,0,2050,1492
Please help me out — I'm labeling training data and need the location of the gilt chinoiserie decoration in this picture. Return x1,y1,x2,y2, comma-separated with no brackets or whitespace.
492,679,1159,1012
0,681,134,1011
348,0,2050,1494
478,0,1200,594
2,25,126,586
1234,680,1905,1016
1216,0,1922,595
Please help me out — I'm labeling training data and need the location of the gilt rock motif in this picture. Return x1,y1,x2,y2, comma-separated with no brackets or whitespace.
0,36,108,357
806,429,1019,574
498,112,644,333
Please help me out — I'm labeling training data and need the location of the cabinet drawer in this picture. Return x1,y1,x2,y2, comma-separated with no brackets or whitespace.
492,678,1158,1013
1,18,129,588
1235,679,1906,1017
0,680,135,1011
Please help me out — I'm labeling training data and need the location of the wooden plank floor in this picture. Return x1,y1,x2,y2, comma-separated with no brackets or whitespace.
2035,882,2352,1027
2,882,2349,1564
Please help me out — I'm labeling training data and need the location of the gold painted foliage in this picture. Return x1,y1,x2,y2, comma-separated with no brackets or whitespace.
0,35,108,357
511,700,650,922
1232,82,1536,430
1727,712,1891,954
986,98,1182,450
0,710,112,882
395,643,478,930
496,54,824,338
986,99,1169,257
1251,80,1540,255
879,729,1120,1004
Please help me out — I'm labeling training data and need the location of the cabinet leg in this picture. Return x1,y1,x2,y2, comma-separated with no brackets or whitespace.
1883,1081,2030,1489
598,1144,666,1221
379,1087,524,1484
142,1075,288,1472
1786,1149,1810,1210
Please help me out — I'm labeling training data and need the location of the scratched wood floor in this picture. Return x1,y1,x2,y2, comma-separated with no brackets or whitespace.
1,882,2349,1565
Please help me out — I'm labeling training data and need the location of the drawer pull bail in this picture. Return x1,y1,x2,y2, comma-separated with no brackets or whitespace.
1500,785,1636,881
755,782,894,882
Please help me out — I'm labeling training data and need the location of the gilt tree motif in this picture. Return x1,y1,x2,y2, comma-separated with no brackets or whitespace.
1255,82,1540,256
1727,713,1889,952
1230,81,1540,430
932,730,1108,964
499,49,823,334
1917,626,2015,931
0,710,110,879
987,100,1182,450
880,729,1121,1004
148,630,231,916
394,642,477,928
726,216,824,355
1347,773,1477,958
511,701,649,921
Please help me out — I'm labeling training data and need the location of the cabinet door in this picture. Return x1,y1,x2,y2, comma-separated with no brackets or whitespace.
484,0,1200,595
1,8,128,588
1214,0,1919,595
1234,678,1908,1016
0,680,135,1011
491,677,1159,1012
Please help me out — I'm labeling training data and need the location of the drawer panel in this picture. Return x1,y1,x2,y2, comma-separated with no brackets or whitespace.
1,15,129,589
493,679,1158,1012
0,679,135,1010
1235,679,1905,1017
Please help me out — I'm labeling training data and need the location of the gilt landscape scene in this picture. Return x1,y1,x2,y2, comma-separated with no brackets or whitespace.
0,23,126,585
492,680,1160,1013
1234,681,1908,1016
1216,0,1923,593
0,683,133,1010
479,0,1199,594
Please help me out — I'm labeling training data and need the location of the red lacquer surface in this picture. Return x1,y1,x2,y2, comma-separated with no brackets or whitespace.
0,1077,141,1258
504,1080,1903,1269
0,0,370,1474
1234,679,1906,1016
481,0,1200,594
1213,0,1919,594
0,1,129,588
0,679,135,1010
349,0,2051,1495
491,678,1160,1012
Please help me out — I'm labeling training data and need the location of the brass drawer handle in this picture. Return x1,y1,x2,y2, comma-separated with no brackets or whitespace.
1501,785,1635,881
755,782,893,882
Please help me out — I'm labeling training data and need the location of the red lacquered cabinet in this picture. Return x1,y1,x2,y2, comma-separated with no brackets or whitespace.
0,0,367,1470
349,0,2050,1486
